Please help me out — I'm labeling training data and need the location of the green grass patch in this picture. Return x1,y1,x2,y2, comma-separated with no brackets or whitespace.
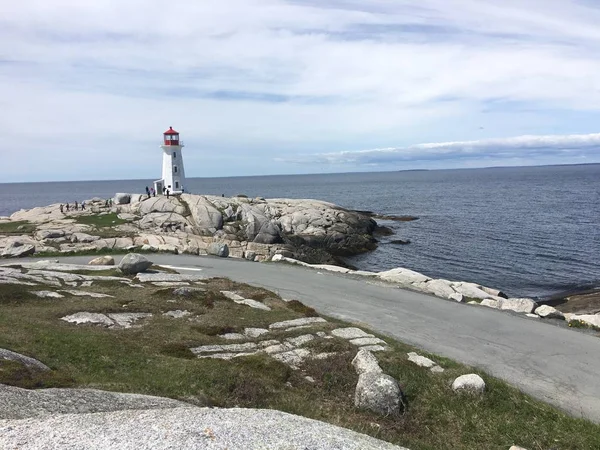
0,220,37,235
74,213,128,228
0,274,599,449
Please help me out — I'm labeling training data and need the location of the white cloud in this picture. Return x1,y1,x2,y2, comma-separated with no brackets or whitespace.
1,1,600,180
284,132,600,166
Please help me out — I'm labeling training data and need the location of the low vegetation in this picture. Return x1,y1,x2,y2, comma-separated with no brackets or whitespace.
0,220,37,235
74,212,128,228
0,272,599,450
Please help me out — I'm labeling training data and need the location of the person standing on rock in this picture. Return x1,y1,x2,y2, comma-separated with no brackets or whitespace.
74,201,78,210
166,189,170,199
59,204,64,213
66,203,70,212
145,186,151,199
81,201,86,210
151,187,155,197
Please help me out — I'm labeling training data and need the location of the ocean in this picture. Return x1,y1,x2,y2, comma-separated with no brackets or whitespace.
1,164,599,300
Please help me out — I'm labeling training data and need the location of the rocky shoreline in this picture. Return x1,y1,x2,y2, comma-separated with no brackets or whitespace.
1,192,598,330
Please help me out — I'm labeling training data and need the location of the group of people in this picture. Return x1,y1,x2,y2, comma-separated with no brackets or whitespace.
59,201,86,214
145,186,183,199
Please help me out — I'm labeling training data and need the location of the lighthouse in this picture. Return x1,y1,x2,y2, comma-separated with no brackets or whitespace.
154,126,187,196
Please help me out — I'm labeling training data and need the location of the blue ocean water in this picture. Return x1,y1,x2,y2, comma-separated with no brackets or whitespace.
1,164,599,299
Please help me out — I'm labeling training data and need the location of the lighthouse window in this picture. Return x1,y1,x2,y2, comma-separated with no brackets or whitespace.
174,166,178,173
175,182,180,189
172,152,177,158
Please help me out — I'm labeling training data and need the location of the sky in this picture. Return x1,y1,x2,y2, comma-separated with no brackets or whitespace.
1,0,600,182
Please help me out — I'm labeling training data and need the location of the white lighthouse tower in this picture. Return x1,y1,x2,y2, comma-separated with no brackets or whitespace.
154,126,186,195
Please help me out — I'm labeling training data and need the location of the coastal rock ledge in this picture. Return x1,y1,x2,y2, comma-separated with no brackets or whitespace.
0,194,378,265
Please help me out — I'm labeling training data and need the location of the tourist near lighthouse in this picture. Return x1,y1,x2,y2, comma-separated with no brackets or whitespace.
154,126,186,196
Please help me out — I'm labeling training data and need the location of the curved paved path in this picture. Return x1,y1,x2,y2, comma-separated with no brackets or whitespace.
18,254,600,422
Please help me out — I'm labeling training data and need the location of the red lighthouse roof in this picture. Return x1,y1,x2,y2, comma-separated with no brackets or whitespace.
163,126,179,135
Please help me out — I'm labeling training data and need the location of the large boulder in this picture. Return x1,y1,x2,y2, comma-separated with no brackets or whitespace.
534,305,565,320
354,372,404,416
1,237,36,258
114,193,131,205
181,195,223,231
452,374,485,394
498,298,537,314
0,349,50,372
206,242,229,257
88,256,115,266
378,267,430,285
136,197,187,216
118,253,153,274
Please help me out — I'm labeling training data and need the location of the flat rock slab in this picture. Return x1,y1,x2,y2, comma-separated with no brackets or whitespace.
285,334,315,347
350,337,387,347
191,343,258,355
220,291,245,301
0,406,407,449
407,352,436,368
10,262,114,272
62,290,113,298
152,282,190,287
107,313,153,328
61,312,114,327
244,328,269,338
163,310,192,319
331,327,373,340
235,299,271,311
360,345,387,352
220,333,246,340
136,273,207,283
272,348,311,367
269,317,327,330
0,349,50,372
0,384,187,420
32,291,64,298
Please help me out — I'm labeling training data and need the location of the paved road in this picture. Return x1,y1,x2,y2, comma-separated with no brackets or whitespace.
22,254,600,422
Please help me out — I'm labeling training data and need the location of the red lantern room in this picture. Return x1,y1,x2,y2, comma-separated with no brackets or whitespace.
163,126,180,146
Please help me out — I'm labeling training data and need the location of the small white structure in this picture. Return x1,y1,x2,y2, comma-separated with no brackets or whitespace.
154,126,186,195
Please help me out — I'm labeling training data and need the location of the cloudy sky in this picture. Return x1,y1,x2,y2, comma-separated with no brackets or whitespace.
2,0,600,182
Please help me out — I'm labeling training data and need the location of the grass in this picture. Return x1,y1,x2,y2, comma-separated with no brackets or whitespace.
73,212,129,228
0,220,37,235
568,319,600,332
0,272,599,450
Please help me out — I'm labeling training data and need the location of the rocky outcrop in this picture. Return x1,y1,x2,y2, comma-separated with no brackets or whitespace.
0,194,379,266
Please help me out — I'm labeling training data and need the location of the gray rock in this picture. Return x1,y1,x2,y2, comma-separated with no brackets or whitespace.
449,293,464,302
0,384,187,420
499,298,537,314
220,333,246,340
118,253,153,275
377,267,430,285
163,310,191,319
418,279,456,299
190,343,258,355
0,349,50,372
220,291,245,301
244,250,257,261
114,193,131,205
88,255,115,266
351,349,383,375
107,313,152,328
62,290,113,298
136,273,206,283
271,348,311,367
0,406,407,449
430,365,445,373
244,328,269,338
331,327,373,340
407,352,436,368
61,312,114,327
452,374,486,394
35,229,65,240
181,195,223,229
1,239,35,257
350,337,387,347
172,286,206,297
534,305,564,319
354,372,404,416
451,282,496,300
206,242,229,257
32,290,64,298
285,334,315,347
360,345,387,352
236,298,271,311
269,317,327,330
480,299,500,309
